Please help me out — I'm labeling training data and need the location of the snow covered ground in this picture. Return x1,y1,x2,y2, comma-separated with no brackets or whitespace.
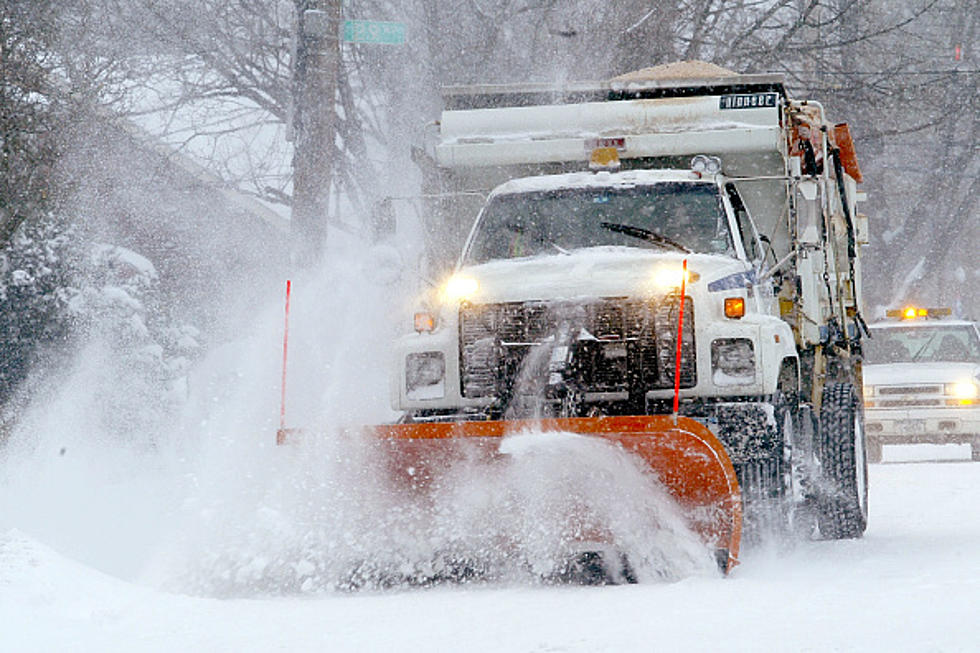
2,455,977,652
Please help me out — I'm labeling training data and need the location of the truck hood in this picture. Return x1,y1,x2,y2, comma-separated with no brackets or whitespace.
863,362,980,386
457,247,747,303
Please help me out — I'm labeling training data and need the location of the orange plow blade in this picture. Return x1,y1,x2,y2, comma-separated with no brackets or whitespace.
357,415,741,573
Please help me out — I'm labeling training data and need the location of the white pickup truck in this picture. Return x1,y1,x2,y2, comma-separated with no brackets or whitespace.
863,309,980,462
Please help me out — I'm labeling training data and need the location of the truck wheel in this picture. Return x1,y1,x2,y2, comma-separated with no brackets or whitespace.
727,394,794,541
773,394,799,536
816,383,868,539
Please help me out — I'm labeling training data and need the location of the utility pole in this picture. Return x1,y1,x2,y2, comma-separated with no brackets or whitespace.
291,0,342,266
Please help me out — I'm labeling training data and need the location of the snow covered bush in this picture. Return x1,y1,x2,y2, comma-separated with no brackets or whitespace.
0,214,201,441
63,242,201,439
0,213,76,422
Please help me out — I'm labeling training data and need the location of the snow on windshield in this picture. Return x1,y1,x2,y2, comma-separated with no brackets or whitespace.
866,325,980,364
464,183,733,265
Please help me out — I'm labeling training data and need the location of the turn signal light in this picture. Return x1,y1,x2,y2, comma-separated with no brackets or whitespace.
414,312,436,333
724,297,745,319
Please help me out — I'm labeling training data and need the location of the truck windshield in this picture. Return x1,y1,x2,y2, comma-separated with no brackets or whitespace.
464,183,732,264
866,325,980,364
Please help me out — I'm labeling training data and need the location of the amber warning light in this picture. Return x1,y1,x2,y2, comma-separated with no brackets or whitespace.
414,312,436,333
725,297,746,319
886,306,951,320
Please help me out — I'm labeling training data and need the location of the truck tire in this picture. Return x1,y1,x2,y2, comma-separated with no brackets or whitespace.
816,383,868,539
719,394,793,541
771,395,798,537
788,404,819,540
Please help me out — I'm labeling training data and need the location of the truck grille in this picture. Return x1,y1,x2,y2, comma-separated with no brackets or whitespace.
459,296,696,399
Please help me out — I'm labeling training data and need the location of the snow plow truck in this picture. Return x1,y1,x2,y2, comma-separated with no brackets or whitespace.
288,62,872,577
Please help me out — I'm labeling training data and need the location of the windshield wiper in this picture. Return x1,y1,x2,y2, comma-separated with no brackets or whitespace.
600,222,691,253
911,330,940,362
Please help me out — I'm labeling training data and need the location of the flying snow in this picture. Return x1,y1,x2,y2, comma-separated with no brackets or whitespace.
1,234,712,597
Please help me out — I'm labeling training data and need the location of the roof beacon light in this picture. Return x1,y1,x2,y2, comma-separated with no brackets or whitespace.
691,154,722,175
886,306,953,320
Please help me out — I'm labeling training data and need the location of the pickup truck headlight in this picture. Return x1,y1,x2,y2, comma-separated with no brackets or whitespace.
711,338,755,385
406,352,445,400
946,380,978,405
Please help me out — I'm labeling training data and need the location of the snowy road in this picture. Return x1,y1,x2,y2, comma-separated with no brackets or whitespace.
2,452,978,653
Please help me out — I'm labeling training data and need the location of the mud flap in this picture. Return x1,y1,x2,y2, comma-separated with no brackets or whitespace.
350,415,742,574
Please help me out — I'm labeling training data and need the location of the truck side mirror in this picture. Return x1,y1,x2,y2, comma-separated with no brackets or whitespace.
856,212,869,246
797,181,820,244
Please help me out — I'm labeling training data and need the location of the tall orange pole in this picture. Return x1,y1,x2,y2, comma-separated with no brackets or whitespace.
673,259,688,417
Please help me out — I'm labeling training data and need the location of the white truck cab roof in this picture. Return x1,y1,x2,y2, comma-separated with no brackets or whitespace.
489,169,707,197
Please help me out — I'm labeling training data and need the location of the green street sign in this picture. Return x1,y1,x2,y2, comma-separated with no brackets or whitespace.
342,20,406,45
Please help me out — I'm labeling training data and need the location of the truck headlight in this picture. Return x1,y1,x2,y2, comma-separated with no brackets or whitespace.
711,338,755,385
651,266,699,290
441,275,479,303
406,352,445,400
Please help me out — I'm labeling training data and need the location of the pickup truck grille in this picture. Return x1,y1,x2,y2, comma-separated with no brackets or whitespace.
878,385,941,396
459,297,696,399
866,384,947,409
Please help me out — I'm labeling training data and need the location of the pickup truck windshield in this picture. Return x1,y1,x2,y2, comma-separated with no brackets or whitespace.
866,325,980,364
464,182,732,265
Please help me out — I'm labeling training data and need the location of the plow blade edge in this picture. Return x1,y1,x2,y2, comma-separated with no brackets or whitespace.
357,415,742,573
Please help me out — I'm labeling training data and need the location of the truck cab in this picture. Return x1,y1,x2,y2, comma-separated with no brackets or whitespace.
395,164,796,418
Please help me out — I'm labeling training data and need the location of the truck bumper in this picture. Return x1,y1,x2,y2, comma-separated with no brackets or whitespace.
864,407,980,461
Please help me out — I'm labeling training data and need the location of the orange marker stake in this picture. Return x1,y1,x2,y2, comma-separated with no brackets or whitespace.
279,279,292,440
673,259,688,419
